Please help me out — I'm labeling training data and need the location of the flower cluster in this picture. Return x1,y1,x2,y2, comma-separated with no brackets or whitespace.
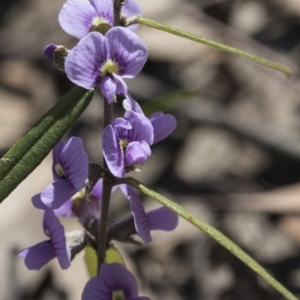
20,0,178,299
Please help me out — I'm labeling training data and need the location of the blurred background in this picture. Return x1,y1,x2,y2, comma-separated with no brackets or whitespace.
1,0,300,299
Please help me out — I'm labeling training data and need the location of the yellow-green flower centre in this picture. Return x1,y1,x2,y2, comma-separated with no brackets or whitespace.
101,59,119,77
92,16,109,27
113,290,125,300
119,138,129,149
71,187,86,200
55,164,65,178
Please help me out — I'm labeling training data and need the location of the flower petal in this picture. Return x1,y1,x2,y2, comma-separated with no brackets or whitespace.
65,32,107,89
121,185,151,243
31,193,47,210
99,76,117,104
54,199,75,217
125,141,151,166
91,0,113,25
113,74,128,96
101,263,138,298
123,94,144,115
122,0,142,31
43,209,71,269
124,111,154,144
149,112,177,144
58,0,96,39
60,137,88,190
37,180,77,209
19,241,56,270
82,277,108,300
106,27,148,77
146,207,179,231
102,124,125,178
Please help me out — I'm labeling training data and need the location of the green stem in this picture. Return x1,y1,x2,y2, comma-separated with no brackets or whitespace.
97,99,114,270
131,16,292,77
0,86,94,202
120,177,298,300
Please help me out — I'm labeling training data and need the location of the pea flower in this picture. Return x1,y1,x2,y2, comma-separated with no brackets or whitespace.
82,263,150,300
19,209,71,270
32,137,89,210
59,0,142,40
103,110,153,178
118,184,178,243
64,28,148,103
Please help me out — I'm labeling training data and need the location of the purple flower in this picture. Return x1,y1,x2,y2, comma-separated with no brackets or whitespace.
19,209,71,270
59,0,142,40
103,110,153,178
82,263,150,300
32,137,89,210
123,95,177,143
119,184,178,243
54,179,178,244
65,28,148,103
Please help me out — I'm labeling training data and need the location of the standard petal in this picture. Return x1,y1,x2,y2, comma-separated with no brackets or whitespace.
149,112,177,144
39,180,77,209
19,241,56,270
125,141,151,166
124,111,154,144
122,0,142,31
65,32,107,89
44,210,71,269
102,125,125,178
101,263,138,298
91,0,113,25
58,0,97,39
106,27,148,77
60,137,88,190
121,185,151,243
146,207,179,231
123,94,144,115
99,76,117,104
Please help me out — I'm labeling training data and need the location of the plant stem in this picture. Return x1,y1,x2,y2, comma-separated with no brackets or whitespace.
97,99,114,270
113,0,125,26
129,16,292,77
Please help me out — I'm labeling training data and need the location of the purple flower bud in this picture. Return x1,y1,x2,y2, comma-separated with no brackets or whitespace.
44,43,57,62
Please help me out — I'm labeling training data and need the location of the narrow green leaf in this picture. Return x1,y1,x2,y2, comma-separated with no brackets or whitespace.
133,16,292,77
0,86,94,203
121,177,298,300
